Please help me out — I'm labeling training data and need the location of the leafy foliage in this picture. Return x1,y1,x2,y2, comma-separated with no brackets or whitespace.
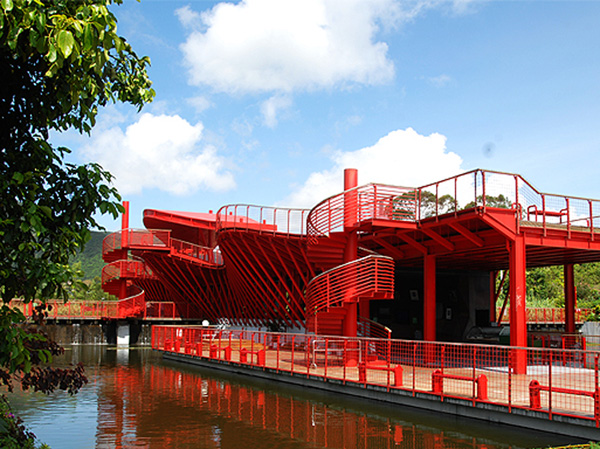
0,0,154,445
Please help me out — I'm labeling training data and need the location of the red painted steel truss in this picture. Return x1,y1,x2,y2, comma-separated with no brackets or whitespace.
101,169,600,340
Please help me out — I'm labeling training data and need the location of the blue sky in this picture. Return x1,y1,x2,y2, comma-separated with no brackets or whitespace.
56,0,600,230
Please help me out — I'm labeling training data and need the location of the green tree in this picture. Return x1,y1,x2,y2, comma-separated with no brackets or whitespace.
0,0,153,444
464,194,512,210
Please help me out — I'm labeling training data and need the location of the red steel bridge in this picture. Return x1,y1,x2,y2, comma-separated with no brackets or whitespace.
97,169,600,372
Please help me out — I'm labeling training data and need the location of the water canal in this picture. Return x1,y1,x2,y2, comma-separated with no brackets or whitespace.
8,346,584,449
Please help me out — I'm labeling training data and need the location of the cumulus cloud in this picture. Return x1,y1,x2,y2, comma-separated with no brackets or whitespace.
177,0,397,94
280,127,464,208
81,113,235,195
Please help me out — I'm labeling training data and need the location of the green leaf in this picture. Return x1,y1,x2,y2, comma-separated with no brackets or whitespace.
1,0,13,12
57,29,75,58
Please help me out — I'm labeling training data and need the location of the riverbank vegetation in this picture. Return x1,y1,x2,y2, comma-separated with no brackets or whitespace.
0,0,153,445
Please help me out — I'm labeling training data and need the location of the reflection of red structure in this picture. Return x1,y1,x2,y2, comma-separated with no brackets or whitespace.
95,351,513,449
103,169,600,355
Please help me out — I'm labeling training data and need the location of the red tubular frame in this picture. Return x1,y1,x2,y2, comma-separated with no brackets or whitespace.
152,325,600,427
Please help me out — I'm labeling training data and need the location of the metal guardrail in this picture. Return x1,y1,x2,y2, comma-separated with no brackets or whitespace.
216,205,310,237
9,299,180,320
496,307,594,324
154,326,600,427
307,183,417,241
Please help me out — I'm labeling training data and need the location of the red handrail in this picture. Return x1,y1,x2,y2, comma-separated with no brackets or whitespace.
305,255,394,316
496,307,593,324
102,228,171,255
216,204,309,237
101,259,155,286
307,183,417,242
170,238,223,265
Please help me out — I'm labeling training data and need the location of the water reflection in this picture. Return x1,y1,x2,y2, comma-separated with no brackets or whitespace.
8,346,577,449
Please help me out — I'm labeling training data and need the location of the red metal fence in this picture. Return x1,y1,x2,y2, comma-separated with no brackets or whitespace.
153,326,600,427
418,169,600,235
496,307,594,324
10,299,180,320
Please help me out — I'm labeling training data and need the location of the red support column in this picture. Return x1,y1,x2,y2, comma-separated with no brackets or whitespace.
424,254,436,342
117,200,130,300
564,264,576,334
343,168,358,338
509,235,527,374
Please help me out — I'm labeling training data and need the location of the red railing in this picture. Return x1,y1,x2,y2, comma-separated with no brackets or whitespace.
170,238,223,265
417,169,600,237
305,255,395,316
307,183,417,241
10,299,181,320
216,205,309,237
153,326,600,427
496,307,593,324
101,259,156,286
102,228,171,255
358,316,392,340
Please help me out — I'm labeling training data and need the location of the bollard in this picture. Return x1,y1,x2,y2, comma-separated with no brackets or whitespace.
184,343,192,354
529,380,541,409
164,339,172,352
196,343,203,357
257,349,266,366
209,344,218,359
224,346,232,361
358,362,367,383
174,339,181,353
476,374,488,400
240,347,248,363
432,369,443,394
393,365,404,387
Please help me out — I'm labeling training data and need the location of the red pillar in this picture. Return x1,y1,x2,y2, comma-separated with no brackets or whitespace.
564,264,576,334
343,169,358,338
423,254,436,341
509,235,527,374
118,201,130,300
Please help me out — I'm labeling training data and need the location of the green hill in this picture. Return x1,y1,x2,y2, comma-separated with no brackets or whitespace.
71,231,109,280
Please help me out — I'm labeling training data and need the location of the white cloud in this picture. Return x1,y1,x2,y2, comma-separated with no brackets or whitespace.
187,95,212,113
427,74,452,88
177,0,397,94
280,127,464,208
261,94,292,128
81,113,235,196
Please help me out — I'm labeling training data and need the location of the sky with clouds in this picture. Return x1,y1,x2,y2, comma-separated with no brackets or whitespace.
56,0,600,229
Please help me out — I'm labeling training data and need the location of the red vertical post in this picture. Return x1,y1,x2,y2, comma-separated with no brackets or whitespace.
343,168,358,339
509,235,527,374
564,264,576,334
423,254,436,341
118,201,130,300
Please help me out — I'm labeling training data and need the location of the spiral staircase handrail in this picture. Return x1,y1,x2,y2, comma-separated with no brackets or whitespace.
101,259,155,286
102,228,171,255
305,255,394,317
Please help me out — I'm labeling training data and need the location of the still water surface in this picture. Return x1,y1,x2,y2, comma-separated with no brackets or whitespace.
9,346,580,449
